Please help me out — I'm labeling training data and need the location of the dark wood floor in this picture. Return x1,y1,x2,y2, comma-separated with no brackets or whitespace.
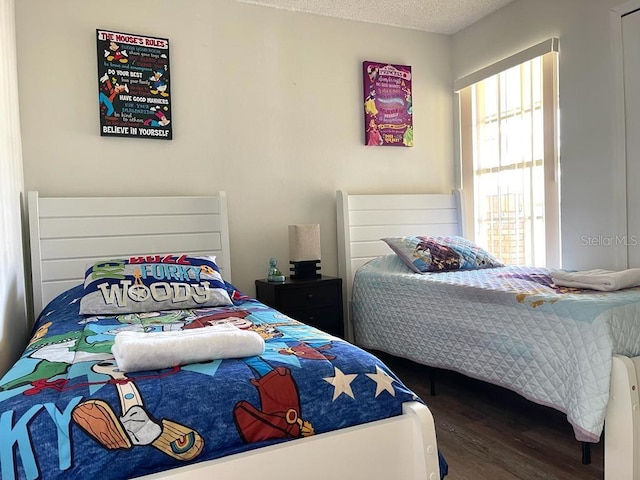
378,352,605,480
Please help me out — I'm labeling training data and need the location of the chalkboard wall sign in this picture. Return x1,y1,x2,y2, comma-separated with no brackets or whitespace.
97,29,172,140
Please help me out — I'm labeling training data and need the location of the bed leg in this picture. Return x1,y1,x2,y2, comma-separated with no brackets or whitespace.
581,442,591,465
429,368,436,396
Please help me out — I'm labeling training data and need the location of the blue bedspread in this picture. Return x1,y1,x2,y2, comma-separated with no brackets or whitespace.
0,284,447,479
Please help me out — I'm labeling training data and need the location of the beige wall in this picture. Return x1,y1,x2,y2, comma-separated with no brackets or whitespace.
453,0,630,270
15,0,454,295
0,0,28,375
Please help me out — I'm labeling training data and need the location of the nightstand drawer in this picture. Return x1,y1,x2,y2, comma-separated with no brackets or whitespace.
255,276,344,339
278,285,338,310
287,307,342,336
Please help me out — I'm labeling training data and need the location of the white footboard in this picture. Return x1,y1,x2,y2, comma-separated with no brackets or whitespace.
605,354,640,480
138,401,441,480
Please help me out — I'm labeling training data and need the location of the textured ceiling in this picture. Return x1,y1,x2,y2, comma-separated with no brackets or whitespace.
233,0,516,34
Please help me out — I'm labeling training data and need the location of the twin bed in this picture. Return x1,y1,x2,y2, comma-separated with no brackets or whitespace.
0,191,444,480
336,189,640,480
8,187,640,479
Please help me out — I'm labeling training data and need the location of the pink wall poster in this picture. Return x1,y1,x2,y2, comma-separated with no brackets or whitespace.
363,61,413,147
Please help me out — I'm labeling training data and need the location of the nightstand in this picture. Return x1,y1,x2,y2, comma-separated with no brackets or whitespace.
255,276,343,338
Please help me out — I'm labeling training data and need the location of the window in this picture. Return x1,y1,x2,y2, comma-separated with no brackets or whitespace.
457,40,560,267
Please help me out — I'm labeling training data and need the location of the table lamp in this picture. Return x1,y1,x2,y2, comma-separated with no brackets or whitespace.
288,224,321,279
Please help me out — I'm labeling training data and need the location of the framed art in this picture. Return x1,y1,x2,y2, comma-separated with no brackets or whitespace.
363,61,413,147
97,29,172,140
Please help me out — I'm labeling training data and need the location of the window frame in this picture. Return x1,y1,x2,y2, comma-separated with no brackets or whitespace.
457,42,560,268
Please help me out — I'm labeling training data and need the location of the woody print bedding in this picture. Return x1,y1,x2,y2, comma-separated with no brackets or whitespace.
0,283,443,479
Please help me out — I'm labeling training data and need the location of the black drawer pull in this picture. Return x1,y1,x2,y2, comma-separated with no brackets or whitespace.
307,293,314,299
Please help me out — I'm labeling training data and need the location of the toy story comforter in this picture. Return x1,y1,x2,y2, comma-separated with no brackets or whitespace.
0,283,447,479
352,254,640,443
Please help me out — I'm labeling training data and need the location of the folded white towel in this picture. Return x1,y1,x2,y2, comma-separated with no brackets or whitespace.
551,268,640,292
112,323,265,373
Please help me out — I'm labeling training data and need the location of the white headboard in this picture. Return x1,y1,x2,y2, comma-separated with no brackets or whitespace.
336,190,463,342
28,191,231,317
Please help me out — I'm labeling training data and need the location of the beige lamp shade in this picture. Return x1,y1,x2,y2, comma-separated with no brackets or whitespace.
288,224,321,261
